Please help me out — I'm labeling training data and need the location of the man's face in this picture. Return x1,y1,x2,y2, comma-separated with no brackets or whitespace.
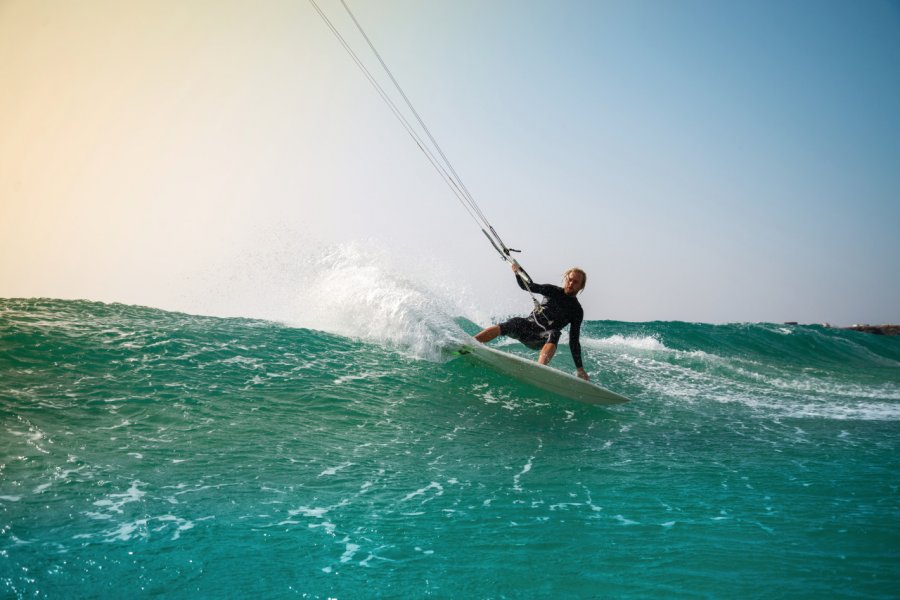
564,271,585,295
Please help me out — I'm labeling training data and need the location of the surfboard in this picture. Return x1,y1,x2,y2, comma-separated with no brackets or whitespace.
457,341,630,406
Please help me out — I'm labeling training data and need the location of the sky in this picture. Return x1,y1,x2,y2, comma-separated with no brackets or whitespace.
1,0,899,325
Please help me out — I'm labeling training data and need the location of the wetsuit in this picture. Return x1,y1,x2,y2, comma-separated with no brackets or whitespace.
498,272,584,369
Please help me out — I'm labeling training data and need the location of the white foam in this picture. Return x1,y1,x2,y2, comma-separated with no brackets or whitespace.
82,514,197,543
512,457,534,492
289,506,329,519
401,481,444,502
221,355,262,368
549,503,582,511
776,401,900,421
92,481,145,514
583,334,668,352
340,540,360,564
155,515,195,540
309,521,337,535
765,376,900,401
7,427,51,454
588,333,900,421
106,519,148,542
318,462,353,477
286,242,477,361
334,371,389,385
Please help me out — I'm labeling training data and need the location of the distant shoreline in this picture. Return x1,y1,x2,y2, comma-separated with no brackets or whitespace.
782,322,900,335
841,324,900,336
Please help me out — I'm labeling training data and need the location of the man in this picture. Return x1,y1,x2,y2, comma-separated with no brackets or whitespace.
475,264,589,380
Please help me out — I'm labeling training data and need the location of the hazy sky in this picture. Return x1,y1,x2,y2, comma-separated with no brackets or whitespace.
1,0,899,325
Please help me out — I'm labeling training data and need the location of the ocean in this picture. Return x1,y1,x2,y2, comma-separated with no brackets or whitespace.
1,297,898,598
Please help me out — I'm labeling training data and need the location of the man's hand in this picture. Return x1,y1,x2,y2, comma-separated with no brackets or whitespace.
576,368,590,381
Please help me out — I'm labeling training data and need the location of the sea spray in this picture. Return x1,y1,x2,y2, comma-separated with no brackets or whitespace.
175,240,490,361
289,242,482,360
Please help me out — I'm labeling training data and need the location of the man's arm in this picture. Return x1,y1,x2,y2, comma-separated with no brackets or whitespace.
569,316,589,381
511,266,556,295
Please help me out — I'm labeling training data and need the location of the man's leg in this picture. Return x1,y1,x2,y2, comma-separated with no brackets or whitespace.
538,343,557,365
475,325,501,343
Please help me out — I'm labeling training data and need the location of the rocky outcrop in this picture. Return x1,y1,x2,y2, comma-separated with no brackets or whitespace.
843,324,900,336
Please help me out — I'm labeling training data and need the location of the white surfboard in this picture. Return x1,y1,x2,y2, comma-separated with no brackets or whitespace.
458,341,630,406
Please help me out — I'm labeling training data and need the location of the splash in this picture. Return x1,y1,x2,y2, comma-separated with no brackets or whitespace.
287,242,479,360
174,236,488,360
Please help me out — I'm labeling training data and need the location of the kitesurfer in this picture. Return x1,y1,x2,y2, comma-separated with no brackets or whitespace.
475,265,589,380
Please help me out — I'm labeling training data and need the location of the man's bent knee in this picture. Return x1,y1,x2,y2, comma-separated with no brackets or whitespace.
476,325,501,343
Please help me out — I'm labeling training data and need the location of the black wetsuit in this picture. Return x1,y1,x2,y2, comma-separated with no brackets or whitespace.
498,273,584,369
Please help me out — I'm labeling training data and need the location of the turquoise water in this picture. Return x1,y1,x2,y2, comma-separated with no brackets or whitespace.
2,298,899,598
